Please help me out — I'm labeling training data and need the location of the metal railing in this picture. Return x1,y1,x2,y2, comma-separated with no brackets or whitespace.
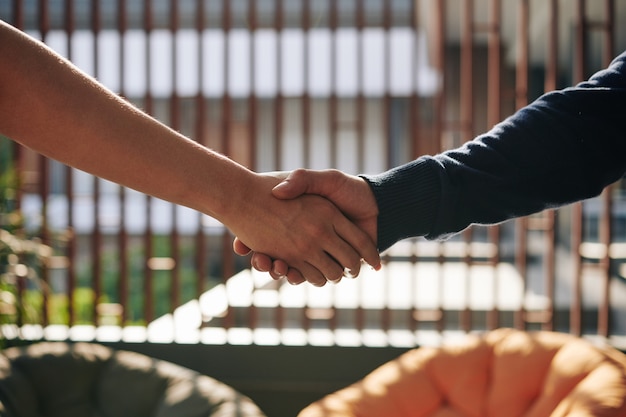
2,0,626,347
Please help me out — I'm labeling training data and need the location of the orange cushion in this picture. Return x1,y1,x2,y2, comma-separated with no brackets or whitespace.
297,329,626,417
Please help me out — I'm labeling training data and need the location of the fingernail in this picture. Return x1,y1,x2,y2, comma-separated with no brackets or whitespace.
273,269,286,281
272,181,287,192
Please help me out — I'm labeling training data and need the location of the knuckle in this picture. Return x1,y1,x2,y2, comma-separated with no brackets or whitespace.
294,239,313,254
309,277,326,287
292,167,309,176
327,266,344,283
305,223,330,241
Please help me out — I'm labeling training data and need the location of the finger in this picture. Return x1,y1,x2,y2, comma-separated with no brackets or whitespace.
269,269,284,280
273,169,344,201
343,266,357,279
263,260,289,281
269,255,331,286
285,268,306,285
296,221,360,282
232,237,252,256
271,169,310,199
297,262,329,287
334,216,381,272
329,275,342,284
317,222,365,278
251,252,273,272
309,252,346,284
271,259,289,277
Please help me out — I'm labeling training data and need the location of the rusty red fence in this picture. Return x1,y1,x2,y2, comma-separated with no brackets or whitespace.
1,0,626,347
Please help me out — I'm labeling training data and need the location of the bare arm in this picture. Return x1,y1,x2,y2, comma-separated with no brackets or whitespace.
0,20,379,285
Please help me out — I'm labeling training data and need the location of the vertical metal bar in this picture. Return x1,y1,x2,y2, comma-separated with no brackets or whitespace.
221,0,235,282
8,4,25,330
37,0,51,327
11,0,24,224
9,0,23,206
12,0,24,28
383,0,392,171
4,0,26,322
573,0,587,84
408,0,422,335
433,0,446,333
274,0,284,171
354,0,365,334
486,0,501,128
458,0,474,333
221,0,234,328
570,207,583,337
513,0,529,330
570,0,587,337
91,0,103,326
604,0,615,60
247,0,259,332
597,0,615,338
514,0,529,111
302,0,311,168
355,0,364,174
117,0,129,325
432,0,446,154
459,0,475,333
486,0,501,330
598,189,612,337
329,0,338,169
11,0,24,228
380,0,393,334
299,1,313,332
274,0,285,333
194,0,207,301
248,0,258,172
542,0,559,332
143,0,155,324
326,0,341,334
169,0,181,314
460,0,474,145
63,0,77,327
544,0,559,92
409,0,421,160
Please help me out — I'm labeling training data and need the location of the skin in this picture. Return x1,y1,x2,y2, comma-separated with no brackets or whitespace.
233,168,380,284
0,20,380,286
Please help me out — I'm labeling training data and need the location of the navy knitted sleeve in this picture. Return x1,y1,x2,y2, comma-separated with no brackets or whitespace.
363,51,626,252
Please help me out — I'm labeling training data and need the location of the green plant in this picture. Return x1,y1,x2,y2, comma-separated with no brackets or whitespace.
0,137,55,343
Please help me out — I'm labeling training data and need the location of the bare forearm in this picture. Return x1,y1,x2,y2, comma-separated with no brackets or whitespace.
0,20,380,283
0,20,249,221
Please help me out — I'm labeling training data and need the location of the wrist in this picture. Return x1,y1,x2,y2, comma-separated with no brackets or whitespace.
212,171,282,237
360,158,440,251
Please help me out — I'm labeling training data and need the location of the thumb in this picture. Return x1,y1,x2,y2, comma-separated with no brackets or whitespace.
232,237,252,256
271,169,311,199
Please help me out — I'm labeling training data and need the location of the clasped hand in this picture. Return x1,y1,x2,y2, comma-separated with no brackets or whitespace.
233,169,380,286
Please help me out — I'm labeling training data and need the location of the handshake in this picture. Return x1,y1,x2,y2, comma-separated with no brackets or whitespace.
231,168,381,287
7,17,619,292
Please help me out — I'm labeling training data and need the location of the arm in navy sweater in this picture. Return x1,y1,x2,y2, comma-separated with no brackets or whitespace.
364,51,626,251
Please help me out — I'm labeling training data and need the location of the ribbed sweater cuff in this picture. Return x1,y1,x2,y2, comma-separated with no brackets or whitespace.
360,158,441,252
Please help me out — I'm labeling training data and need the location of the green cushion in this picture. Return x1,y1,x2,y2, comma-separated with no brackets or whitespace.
0,342,266,417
